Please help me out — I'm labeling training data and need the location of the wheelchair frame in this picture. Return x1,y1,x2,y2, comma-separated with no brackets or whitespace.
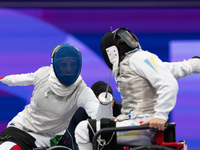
92,123,186,150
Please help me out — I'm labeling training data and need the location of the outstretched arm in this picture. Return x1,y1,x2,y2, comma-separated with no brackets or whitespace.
163,56,200,79
0,73,35,86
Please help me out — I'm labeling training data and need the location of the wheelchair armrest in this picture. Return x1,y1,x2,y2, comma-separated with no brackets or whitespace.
149,122,176,132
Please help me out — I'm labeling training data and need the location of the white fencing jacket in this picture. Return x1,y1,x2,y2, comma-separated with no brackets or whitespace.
0,65,112,135
116,49,193,121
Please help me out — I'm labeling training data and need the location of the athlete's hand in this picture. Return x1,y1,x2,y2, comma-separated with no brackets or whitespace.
111,116,115,121
140,118,166,131
187,56,200,74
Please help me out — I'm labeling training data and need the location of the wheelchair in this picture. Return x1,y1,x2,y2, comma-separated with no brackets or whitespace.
92,122,187,150
0,123,186,150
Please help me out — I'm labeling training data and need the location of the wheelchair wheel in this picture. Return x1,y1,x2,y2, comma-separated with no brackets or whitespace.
45,146,71,150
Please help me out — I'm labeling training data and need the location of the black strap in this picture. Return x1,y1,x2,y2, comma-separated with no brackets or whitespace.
88,118,117,150
100,118,116,150
0,127,37,150
87,119,97,142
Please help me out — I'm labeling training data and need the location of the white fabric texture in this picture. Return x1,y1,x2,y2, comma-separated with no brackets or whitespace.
75,50,200,150
75,120,93,150
128,50,179,121
0,141,17,149
7,112,55,148
163,60,192,79
0,65,113,148
188,58,200,73
0,73,35,86
49,64,82,97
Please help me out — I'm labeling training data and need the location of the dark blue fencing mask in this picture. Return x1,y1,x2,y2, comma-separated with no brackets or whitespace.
51,43,82,86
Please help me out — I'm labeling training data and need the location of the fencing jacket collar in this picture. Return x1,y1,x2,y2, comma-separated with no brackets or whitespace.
49,64,82,97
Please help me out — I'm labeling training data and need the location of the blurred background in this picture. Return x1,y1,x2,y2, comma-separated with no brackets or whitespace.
0,0,200,149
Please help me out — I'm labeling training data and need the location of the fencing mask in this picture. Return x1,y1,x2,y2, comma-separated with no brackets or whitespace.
51,43,82,86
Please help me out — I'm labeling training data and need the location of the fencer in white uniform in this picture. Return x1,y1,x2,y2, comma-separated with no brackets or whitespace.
75,28,200,149
0,43,112,150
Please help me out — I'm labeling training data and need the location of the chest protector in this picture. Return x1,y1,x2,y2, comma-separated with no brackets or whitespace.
117,51,158,121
